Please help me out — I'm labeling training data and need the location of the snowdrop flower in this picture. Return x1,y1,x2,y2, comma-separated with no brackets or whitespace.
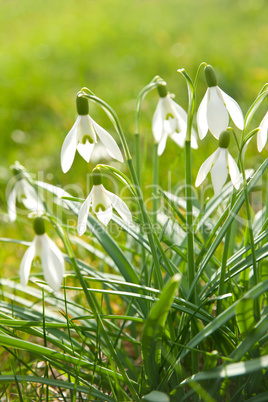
257,111,268,152
7,177,44,222
61,96,123,173
20,217,65,291
197,65,244,140
78,169,132,235
195,130,240,195
152,84,198,155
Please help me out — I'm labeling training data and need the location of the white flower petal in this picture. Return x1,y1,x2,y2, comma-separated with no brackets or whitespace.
207,87,229,139
22,181,44,212
61,117,79,173
227,152,240,190
96,206,113,226
77,141,95,162
170,130,186,148
19,239,36,287
164,117,177,135
257,112,268,152
157,132,168,155
90,142,111,163
91,118,124,162
197,89,209,139
104,189,132,224
220,88,244,130
77,115,97,143
41,234,65,291
170,98,188,123
77,189,93,236
7,186,17,222
152,99,164,143
91,185,110,210
195,148,220,187
211,148,228,195
190,129,199,149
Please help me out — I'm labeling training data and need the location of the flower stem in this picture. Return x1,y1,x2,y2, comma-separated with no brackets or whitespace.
152,142,159,227
185,141,195,301
181,67,198,377
240,159,260,321
127,158,163,288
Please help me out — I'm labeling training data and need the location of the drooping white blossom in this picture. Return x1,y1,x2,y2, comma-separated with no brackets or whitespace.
257,111,268,152
20,218,65,291
7,178,44,222
77,179,132,236
197,65,244,140
195,130,240,195
152,90,198,155
61,96,123,173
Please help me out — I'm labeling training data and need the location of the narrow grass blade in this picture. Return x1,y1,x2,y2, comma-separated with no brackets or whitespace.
141,274,181,388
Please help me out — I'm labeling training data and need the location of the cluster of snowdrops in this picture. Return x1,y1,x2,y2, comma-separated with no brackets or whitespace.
7,64,268,292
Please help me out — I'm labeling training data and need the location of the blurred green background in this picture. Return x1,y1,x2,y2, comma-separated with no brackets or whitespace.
0,0,267,266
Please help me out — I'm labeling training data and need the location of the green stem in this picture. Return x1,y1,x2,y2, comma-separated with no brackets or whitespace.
134,75,165,134
181,68,198,377
240,159,260,320
134,133,141,185
217,191,237,314
134,131,148,285
127,158,163,288
185,141,195,299
152,142,159,227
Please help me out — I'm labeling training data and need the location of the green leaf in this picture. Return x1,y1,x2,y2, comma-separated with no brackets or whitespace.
244,86,268,129
176,280,268,365
236,297,255,338
0,375,115,401
179,354,268,385
141,274,181,388
142,390,170,402
231,313,268,361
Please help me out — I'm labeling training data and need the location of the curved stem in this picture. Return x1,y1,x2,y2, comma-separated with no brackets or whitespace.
135,76,165,134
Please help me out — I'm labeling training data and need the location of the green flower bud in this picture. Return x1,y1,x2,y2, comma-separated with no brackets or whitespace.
205,65,218,87
34,217,45,235
219,130,230,148
76,96,89,115
157,83,168,98
92,169,102,186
